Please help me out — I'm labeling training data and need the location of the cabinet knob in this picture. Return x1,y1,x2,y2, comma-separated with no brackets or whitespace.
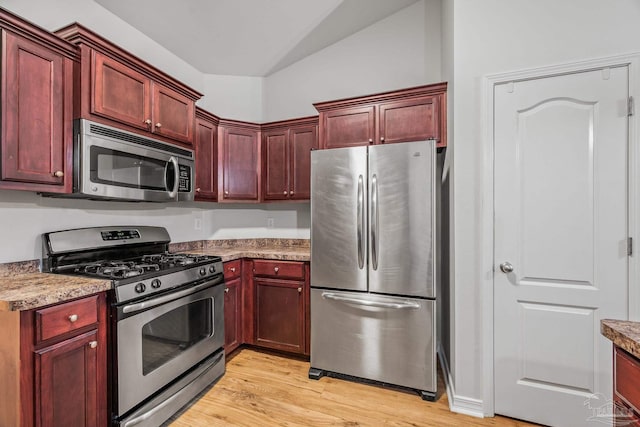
224,287,229,293
53,171,64,178
274,267,279,273
195,187,201,192
289,191,294,196
89,341,98,349
224,190,229,196
368,138,373,144
144,119,152,125
155,122,162,128
380,137,385,142
68,314,78,322
297,287,302,293
230,267,236,273
283,191,288,195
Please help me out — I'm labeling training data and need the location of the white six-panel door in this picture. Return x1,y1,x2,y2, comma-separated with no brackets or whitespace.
494,66,629,426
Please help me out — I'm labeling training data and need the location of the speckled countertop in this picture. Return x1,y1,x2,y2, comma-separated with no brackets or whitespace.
601,319,640,359
0,239,309,311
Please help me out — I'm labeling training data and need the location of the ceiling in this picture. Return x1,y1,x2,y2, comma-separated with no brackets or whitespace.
94,0,420,77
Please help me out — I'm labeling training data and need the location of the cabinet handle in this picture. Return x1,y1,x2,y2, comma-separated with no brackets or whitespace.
144,119,152,125
297,287,302,293
229,267,236,273
53,171,64,178
368,138,373,144
274,267,279,273
224,287,229,293
380,137,385,142
89,341,98,349
155,122,162,128
68,314,78,322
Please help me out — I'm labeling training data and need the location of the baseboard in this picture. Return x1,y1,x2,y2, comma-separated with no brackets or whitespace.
437,345,485,418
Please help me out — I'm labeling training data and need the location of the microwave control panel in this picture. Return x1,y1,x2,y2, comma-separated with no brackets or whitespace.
178,165,191,192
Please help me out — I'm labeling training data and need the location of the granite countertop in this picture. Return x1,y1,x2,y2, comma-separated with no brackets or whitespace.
0,239,309,311
601,319,640,359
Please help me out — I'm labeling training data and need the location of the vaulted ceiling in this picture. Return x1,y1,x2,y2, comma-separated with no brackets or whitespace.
94,0,419,76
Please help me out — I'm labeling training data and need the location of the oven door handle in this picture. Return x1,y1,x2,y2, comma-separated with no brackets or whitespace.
122,280,219,314
121,351,224,427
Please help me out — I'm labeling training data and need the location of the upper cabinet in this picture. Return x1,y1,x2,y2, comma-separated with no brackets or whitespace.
314,83,447,149
0,10,77,194
55,23,201,147
194,108,219,202
218,119,261,202
262,117,318,201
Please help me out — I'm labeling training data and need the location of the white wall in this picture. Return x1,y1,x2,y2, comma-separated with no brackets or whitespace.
448,0,640,413
198,75,265,123
262,0,442,122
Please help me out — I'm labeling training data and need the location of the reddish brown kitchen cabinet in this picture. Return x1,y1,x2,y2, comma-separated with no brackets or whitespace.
314,83,447,149
262,116,318,201
252,260,309,355
194,108,219,201
614,346,640,426
0,11,76,193
223,260,242,354
0,292,108,427
218,119,261,202
55,24,201,147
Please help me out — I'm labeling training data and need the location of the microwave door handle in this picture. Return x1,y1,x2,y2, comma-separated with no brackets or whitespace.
167,156,180,200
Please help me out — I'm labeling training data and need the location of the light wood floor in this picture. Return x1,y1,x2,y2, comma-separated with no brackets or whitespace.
169,348,540,427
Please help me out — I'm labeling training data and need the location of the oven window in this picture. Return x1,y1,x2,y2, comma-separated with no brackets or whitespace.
141,298,213,375
90,146,170,191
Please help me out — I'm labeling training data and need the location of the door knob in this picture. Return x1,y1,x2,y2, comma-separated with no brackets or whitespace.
499,262,514,273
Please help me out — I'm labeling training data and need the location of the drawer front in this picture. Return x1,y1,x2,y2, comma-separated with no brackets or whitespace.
36,295,99,343
615,347,640,414
223,260,242,280
253,260,305,280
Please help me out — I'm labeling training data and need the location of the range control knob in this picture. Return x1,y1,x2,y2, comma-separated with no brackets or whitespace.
134,283,146,293
209,266,216,274
199,267,207,276
151,279,162,289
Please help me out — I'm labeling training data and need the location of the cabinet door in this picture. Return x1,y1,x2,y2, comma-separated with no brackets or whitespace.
224,277,242,354
263,129,289,200
289,125,316,200
2,31,71,189
221,127,260,201
321,106,375,149
152,82,195,144
194,118,217,201
35,330,101,427
92,51,151,131
254,278,305,354
378,96,440,144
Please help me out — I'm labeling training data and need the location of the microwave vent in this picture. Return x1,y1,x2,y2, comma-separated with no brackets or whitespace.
89,124,193,158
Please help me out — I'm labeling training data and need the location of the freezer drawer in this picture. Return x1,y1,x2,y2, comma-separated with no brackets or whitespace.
310,289,436,393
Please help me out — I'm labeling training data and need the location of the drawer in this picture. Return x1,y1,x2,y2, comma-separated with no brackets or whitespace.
223,260,242,280
615,347,640,414
253,260,305,280
36,295,99,343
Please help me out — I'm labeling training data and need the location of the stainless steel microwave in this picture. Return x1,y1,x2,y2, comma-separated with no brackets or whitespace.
71,119,194,202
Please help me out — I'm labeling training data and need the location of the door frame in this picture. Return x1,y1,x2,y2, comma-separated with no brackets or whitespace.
481,53,640,416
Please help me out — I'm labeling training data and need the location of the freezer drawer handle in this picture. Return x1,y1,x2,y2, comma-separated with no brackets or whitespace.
357,174,365,269
321,292,420,309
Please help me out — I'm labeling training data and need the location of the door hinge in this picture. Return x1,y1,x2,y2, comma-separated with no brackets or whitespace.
628,237,633,256
629,96,635,117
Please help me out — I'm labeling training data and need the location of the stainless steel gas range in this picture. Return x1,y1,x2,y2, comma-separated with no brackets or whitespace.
42,226,225,427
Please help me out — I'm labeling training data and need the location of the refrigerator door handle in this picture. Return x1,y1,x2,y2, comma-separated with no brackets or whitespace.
357,174,365,269
371,174,379,270
321,292,420,309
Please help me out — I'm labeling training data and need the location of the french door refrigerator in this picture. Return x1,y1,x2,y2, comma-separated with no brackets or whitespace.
309,140,438,401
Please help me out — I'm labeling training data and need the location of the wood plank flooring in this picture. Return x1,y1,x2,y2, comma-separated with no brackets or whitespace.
169,348,540,427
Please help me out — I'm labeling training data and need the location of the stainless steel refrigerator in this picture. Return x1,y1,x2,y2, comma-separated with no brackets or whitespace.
309,140,437,401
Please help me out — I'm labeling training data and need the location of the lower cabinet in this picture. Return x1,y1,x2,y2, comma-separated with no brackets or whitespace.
0,292,107,427
614,346,640,426
223,260,243,354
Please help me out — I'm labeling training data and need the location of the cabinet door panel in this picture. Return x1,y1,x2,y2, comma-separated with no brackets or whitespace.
378,96,439,144
92,51,150,131
152,83,194,144
289,125,316,200
35,330,99,427
224,277,242,354
221,127,259,201
263,130,289,200
2,31,67,186
194,118,217,201
322,106,375,149
255,278,304,354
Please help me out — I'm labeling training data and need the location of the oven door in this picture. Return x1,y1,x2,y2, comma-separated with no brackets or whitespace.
115,279,224,416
